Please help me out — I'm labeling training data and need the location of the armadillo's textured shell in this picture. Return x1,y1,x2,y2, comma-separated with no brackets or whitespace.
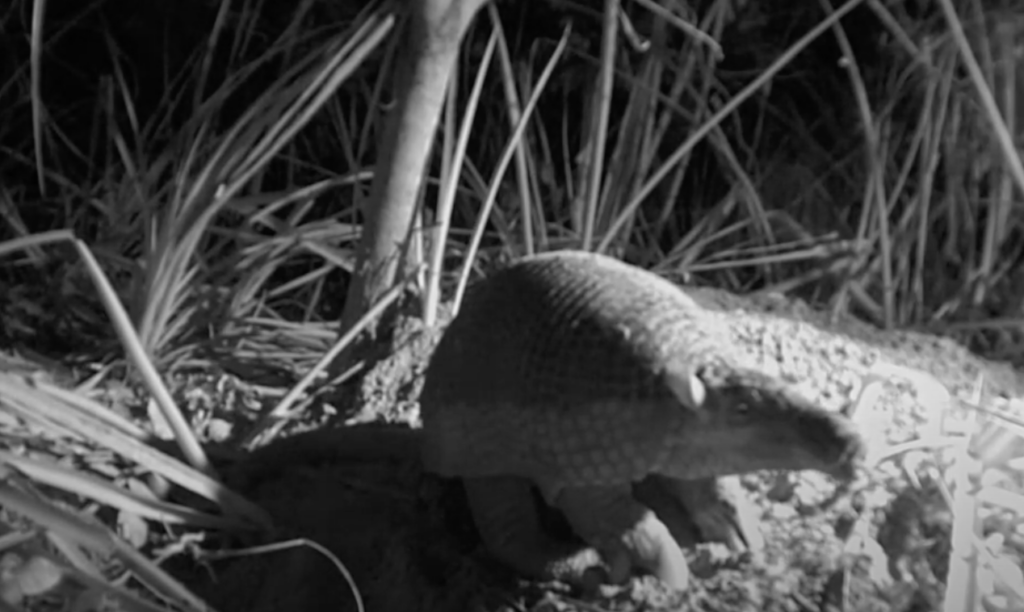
418,250,725,488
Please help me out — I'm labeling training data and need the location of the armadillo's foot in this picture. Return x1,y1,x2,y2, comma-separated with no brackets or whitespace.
634,475,764,556
555,484,690,591
463,476,608,587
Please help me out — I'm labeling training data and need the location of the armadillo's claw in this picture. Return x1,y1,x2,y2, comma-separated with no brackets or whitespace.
636,474,765,561
620,513,690,590
555,484,691,592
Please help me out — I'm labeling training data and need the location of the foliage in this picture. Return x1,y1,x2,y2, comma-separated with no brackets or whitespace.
0,0,1023,609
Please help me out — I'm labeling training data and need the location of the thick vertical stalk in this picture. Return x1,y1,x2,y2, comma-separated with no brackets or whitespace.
335,0,488,369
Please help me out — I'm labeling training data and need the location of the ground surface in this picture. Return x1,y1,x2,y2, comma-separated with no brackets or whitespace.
183,287,1024,612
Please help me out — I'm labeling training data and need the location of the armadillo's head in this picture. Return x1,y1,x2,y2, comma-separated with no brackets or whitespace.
662,363,866,480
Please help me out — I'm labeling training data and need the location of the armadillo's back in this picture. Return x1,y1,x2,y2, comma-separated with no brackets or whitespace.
419,250,725,485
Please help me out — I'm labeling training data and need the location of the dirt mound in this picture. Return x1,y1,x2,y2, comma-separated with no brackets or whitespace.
179,291,1024,611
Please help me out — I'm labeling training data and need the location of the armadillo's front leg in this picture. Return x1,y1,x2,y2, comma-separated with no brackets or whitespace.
634,475,765,556
554,484,690,590
463,476,609,587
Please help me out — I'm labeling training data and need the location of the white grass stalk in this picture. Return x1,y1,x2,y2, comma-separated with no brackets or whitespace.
488,4,537,256
29,0,46,196
821,0,895,328
580,0,619,251
72,238,213,473
942,399,981,611
423,28,498,327
453,24,573,313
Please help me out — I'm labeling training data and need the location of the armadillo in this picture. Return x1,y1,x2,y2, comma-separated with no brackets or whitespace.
418,249,865,589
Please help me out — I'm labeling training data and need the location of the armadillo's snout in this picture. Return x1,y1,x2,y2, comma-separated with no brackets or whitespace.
794,409,867,480
705,376,868,479
732,408,866,479
749,380,868,478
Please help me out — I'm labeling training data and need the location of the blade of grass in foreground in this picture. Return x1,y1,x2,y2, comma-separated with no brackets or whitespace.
0,371,268,529
0,481,213,611
0,232,270,527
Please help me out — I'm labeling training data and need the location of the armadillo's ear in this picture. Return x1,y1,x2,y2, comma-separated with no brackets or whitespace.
665,362,706,410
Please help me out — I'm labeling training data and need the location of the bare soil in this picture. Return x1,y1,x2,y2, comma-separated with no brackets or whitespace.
182,289,1024,612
